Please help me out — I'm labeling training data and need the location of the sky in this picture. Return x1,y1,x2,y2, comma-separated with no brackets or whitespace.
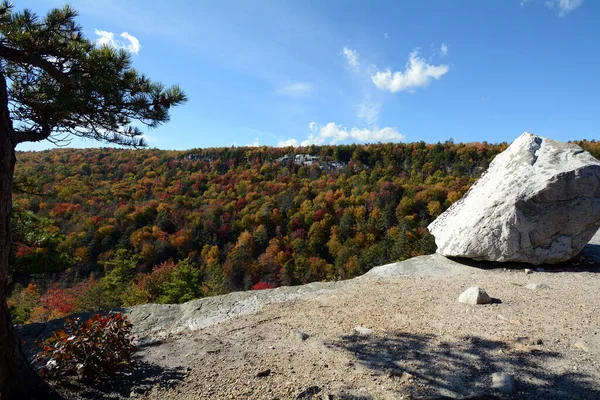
17,0,600,150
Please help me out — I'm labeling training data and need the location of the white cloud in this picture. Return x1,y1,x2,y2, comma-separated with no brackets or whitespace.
440,43,449,57
120,32,141,54
342,46,360,70
277,122,404,147
277,138,300,147
246,138,259,147
545,0,584,16
371,50,449,93
95,29,115,47
357,98,382,127
94,29,142,54
275,82,313,97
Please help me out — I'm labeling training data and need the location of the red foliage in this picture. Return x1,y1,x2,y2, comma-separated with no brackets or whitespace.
40,285,77,317
35,313,135,380
312,209,326,222
252,281,274,291
15,244,33,257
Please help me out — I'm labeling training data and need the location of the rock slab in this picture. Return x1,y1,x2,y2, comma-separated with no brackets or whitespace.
458,286,492,305
428,132,600,265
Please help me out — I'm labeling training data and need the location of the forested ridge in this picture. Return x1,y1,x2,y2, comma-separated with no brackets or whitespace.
9,140,600,323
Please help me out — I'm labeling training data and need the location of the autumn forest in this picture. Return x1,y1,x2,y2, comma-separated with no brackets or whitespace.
9,140,600,324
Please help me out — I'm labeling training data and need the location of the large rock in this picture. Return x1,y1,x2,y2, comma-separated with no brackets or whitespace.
428,132,600,265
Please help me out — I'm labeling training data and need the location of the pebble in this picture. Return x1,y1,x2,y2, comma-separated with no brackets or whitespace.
296,385,321,399
525,268,533,274
256,369,271,377
458,286,492,305
525,283,549,290
354,326,374,336
491,372,516,393
400,371,414,383
573,341,590,352
290,329,310,342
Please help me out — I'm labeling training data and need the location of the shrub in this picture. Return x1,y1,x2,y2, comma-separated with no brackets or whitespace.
35,313,135,380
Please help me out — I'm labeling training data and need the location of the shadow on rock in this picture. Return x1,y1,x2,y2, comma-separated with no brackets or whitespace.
328,331,598,399
447,253,600,274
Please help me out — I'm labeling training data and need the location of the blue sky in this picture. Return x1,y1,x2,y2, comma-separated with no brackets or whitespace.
18,0,600,150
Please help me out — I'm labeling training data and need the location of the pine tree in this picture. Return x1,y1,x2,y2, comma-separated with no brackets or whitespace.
0,3,186,397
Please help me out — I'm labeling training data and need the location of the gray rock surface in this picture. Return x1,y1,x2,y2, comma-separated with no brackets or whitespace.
365,253,481,278
458,286,492,305
428,132,600,265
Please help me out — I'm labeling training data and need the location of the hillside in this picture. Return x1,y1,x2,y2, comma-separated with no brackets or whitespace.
10,140,600,325
9,141,513,323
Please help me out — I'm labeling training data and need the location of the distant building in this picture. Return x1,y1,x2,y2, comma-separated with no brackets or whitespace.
277,154,346,171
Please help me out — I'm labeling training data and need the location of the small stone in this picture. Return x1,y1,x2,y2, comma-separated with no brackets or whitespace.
296,386,321,399
256,369,271,378
400,371,414,383
458,286,492,305
354,326,373,336
525,283,549,290
491,372,516,393
290,329,310,342
573,341,590,352
516,337,543,346
525,268,533,274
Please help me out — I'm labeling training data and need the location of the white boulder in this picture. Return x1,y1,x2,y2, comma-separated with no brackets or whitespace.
428,132,600,265
458,286,492,305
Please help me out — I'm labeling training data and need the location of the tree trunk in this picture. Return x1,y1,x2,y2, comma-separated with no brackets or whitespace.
0,76,61,398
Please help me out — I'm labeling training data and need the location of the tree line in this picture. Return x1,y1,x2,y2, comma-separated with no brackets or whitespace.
9,141,509,321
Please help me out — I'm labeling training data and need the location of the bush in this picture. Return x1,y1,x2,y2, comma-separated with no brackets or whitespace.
35,313,135,380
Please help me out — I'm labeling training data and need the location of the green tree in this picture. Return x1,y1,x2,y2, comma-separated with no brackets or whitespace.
0,3,186,397
100,249,138,308
157,258,203,304
10,204,71,276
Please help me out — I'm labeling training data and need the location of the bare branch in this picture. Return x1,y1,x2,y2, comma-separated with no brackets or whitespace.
12,124,51,144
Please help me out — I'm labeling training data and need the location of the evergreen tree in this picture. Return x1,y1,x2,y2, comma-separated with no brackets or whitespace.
157,258,203,304
0,3,186,397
